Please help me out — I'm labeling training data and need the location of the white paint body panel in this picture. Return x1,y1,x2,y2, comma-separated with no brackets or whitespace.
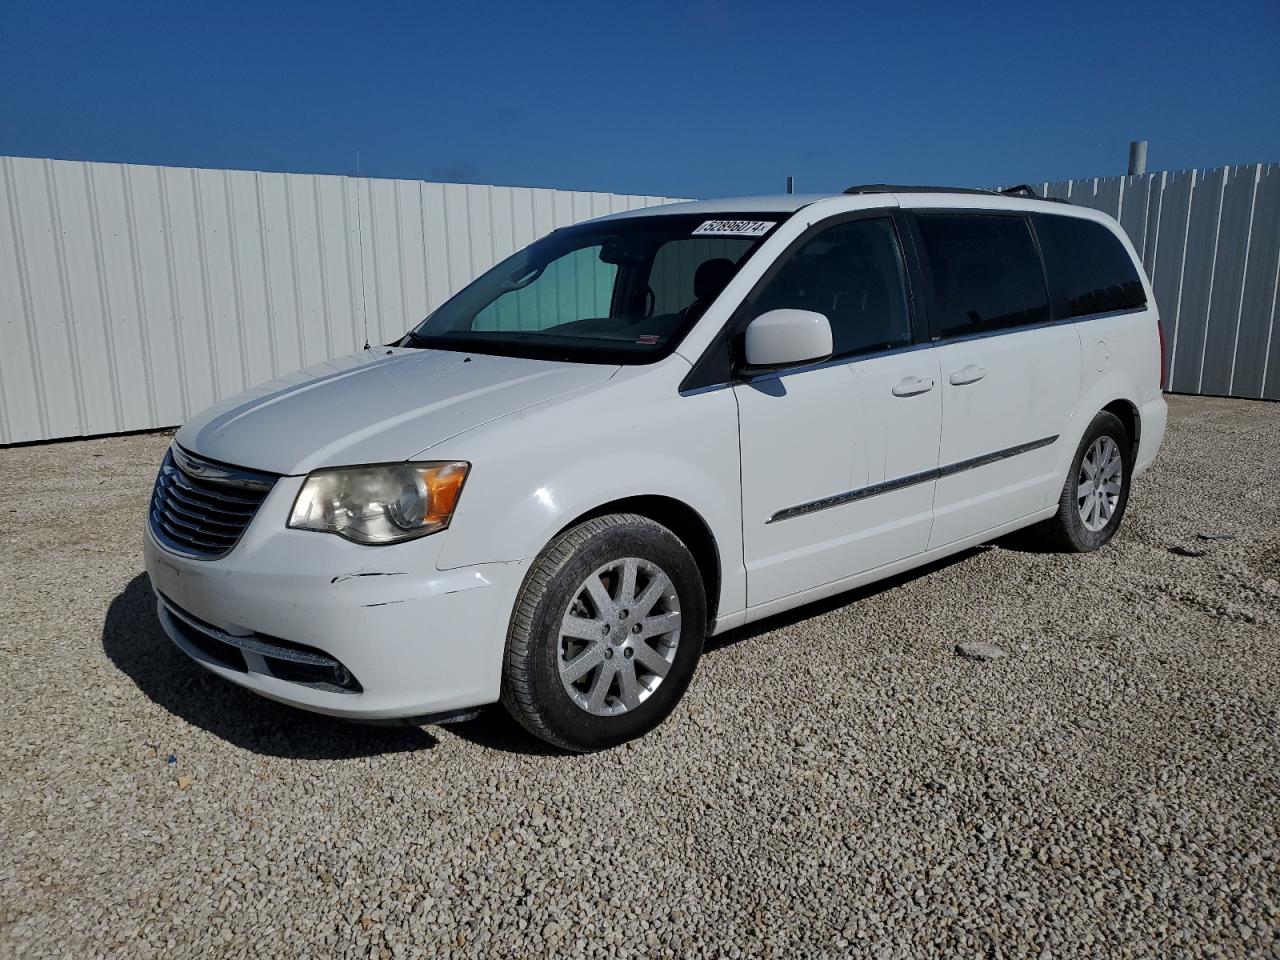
735,348,942,606
144,190,1168,720
176,347,618,475
928,322,1082,547
143,498,529,718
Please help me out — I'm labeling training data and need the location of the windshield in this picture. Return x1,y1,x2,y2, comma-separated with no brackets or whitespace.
401,213,784,363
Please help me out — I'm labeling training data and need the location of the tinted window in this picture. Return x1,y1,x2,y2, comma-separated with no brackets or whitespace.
649,237,756,317
750,218,912,358
1033,214,1146,318
916,214,1050,337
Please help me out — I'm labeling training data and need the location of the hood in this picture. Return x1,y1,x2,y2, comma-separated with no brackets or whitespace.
176,348,618,475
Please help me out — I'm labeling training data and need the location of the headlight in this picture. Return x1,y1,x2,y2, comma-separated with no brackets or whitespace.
287,462,469,544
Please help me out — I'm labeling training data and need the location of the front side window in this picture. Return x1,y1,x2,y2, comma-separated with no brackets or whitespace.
1032,213,1146,319
916,214,1050,338
403,214,782,363
748,217,913,359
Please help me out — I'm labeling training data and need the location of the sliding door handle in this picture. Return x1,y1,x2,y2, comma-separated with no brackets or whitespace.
891,375,935,397
949,364,986,386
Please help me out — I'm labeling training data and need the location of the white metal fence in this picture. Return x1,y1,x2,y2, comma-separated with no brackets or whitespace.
1033,163,1280,400
0,156,681,444
4,157,1278,444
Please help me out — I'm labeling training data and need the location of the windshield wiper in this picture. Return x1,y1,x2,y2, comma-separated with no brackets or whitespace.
400,329,432,349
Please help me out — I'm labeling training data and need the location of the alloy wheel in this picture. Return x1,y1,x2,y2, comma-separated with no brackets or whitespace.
557,557,682,716
1077,436,1123,532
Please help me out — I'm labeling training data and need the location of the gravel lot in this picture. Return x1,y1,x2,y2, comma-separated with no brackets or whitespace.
2,395,1278,959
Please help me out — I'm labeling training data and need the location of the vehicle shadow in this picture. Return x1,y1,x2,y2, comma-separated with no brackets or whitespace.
444,709,563,757
104,548,988,759
451,547,991,750
102,574,438,760
988,527,1061,554
705,546,984,652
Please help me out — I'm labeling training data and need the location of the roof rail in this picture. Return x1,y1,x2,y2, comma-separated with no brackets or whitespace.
842,184,996,196
843,182,1071,204
1000,184,1071,203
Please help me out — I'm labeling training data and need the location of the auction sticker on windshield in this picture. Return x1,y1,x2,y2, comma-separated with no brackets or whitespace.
692,220,774,237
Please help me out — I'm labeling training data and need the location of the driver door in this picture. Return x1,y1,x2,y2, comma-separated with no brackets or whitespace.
734,214,942,608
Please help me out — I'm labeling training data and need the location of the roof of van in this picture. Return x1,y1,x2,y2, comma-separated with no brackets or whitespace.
600,187,1077,221
617,195,831,216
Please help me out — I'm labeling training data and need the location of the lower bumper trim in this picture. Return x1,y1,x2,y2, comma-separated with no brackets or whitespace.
158,593,362,693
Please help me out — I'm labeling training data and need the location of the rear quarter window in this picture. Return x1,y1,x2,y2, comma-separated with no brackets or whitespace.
1032,214,1147,319
915,214,1050,338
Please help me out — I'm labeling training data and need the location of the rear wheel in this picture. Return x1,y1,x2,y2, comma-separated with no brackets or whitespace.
501,514,706,751
1036,410,1133,552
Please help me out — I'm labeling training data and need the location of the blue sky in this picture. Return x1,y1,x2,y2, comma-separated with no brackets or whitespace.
3,0,1277,198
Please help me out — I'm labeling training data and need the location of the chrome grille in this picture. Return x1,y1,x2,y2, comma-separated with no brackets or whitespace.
149,446,277,560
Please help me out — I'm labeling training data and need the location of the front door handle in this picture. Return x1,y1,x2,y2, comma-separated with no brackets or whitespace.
891,375,935,397
949,364,986,386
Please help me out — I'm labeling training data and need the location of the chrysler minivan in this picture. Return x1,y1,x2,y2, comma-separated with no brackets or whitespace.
144,185,1167,751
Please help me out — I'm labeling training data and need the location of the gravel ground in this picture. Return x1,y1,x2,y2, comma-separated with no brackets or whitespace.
1,395,1277,959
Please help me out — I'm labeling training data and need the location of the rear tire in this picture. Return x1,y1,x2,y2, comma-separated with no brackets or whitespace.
500,514,706,752
1036,410,1133,552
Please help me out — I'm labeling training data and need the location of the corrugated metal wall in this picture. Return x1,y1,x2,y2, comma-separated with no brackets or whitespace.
1033,163,1280,399
0,156,682,444
5,157,1278,444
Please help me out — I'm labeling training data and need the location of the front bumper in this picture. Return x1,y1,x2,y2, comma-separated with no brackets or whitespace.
142,475,529,719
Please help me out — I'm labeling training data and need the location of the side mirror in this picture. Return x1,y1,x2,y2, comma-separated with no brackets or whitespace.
741,309,833,373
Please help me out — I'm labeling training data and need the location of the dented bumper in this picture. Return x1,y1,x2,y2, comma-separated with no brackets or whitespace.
142,474,529,719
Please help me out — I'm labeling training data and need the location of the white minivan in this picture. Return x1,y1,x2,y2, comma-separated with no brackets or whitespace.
144,185,1167,751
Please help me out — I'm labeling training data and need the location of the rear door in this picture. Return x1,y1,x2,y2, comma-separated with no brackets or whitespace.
1032,210,1156,403
733,213,943,606
906,211,1082,548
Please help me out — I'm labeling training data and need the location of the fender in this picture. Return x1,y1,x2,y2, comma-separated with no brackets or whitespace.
1048,306,1162,505
1048,371,1141,508
426,361,747,623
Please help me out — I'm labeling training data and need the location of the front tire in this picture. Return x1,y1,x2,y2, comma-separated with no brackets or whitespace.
500,514,706,752
1037,410,1134,552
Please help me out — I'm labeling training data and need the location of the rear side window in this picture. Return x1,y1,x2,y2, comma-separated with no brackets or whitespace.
1033,214,1146,318
915,214,1050,338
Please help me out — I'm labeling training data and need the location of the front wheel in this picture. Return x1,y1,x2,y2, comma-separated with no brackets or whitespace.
500,514,706,751
1036,410,1133,552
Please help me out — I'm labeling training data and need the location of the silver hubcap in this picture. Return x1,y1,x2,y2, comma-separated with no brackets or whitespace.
557,557,681,717
1077,436,1122,532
